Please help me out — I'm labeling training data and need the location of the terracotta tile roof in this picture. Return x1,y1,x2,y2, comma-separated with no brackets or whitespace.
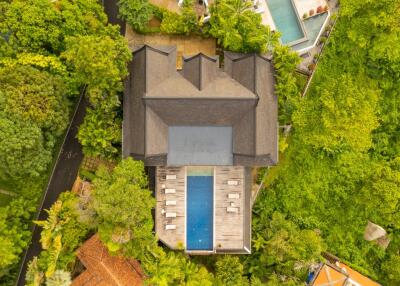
72,234,144,286
311,262,381,286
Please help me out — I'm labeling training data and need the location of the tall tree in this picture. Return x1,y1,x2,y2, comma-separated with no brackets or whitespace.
61,34,131,107
0,65,68,138
208,0,278,52
215,256,248,286
91,158,156,258
118,0,154,32
0,117,52,179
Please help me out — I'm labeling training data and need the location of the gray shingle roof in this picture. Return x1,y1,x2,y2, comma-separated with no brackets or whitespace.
123,45,278,166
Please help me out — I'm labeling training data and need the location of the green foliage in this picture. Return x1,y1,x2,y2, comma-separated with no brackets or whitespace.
294,74,379,154
45,270,71,286
0,198,36,279
118,0,154,32
142,246,214,286
0,0,130,284
77,107,122,159
90,158,156,258
381,254,400,285
0,116,52,179
61,34,131,107
160,4,198,35
0,0,109,55
27,192,89,284
0,65,68,137
248,212,324,282
215,256,248,286
246,0,400,284
208,0,278,52
272,45,302,124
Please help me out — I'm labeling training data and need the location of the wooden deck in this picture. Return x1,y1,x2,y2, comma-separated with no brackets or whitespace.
155,167,185,248
214,166,245,250
155,166,249,252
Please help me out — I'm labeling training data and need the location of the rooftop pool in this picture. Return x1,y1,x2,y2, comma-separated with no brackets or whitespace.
266,0,305,45
186,167,213,251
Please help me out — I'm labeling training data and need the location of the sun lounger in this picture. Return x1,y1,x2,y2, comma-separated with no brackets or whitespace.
228,193,240,199
165,188,176,194
165,224,176,230
161,184,166,189
227,180,239,186
227,207,239,213
165,212,176,218
166,175,177,180
166,200,176,206
230,202,236,207
255,7,265,14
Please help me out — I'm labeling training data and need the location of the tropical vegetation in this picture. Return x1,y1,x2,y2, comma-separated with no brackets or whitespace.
1,0,399,285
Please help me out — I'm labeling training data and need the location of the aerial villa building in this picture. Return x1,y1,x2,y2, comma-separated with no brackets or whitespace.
123,45,278,254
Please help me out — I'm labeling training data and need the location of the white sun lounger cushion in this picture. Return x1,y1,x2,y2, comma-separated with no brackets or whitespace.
165,212,176,218
227,180,239,186
165,224,176,230
228,193,240,199
165,188,176,194
166,175,177,180
166,200,176,206
227,207,239,213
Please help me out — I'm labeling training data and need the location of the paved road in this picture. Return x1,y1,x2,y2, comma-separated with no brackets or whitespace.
15,94,88,286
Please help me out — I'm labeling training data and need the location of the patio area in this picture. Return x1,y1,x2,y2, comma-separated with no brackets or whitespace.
125,26,216,69
155,166,251,253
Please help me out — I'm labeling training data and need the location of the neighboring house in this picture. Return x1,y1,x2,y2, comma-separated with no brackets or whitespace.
308,255,381,286
123,45,278,254
71,234,144,286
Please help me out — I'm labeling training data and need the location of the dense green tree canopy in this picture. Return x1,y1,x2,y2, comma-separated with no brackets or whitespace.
118,0,154,32
215,256,248,285
246,0,400,284
0,65,68,137
77,107,122,159
208,0,278,52
0,198,36,279
0,0,109,55
91,158,156,258
0,117,52,179
293,74,379,154
61,34,131,107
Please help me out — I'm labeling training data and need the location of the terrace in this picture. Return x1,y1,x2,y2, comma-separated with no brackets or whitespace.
155,166,251,253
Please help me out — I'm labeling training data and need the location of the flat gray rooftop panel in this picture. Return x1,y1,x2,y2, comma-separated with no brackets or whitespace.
168,126,233,166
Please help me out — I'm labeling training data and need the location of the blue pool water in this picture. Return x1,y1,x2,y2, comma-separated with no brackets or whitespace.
267,0,304,44
186,173,213,250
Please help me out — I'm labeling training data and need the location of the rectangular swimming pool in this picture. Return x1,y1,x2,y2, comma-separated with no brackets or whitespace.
266,0,305,45
186,167,213,251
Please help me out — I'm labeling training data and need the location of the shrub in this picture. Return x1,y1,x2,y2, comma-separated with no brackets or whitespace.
316,6,323,13
118,0,154,32
307,63,316,71
323,5,329,12
303,12,308,19
309,9,315,16
160,9,198,35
